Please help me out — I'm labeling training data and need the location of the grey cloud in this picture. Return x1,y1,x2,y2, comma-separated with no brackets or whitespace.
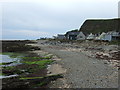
2,1,118,39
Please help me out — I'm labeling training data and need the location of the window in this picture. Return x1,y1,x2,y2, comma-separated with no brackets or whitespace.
80,36,83,38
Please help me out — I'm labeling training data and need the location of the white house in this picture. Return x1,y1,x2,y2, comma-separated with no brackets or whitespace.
96,31,120,41
77,32,86,40
95,32,106,40
87,33,95,40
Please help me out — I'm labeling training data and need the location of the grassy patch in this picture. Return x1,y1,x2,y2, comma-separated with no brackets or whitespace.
2,52,25,58
20,74,62,80
1,40,60,88
22,60,53,68
19,74,63,88
2,66,16,75
3,66,14,70
22,60,53,65
2,64,42,75
20,76,43,80
0,73,5,76
19,74,63,87
0,62,13,65
37,82,47,86
21,56,52,61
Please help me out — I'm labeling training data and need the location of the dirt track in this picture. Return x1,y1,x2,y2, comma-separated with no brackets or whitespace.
35,40,118,88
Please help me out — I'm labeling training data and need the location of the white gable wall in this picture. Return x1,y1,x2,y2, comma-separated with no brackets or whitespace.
77,32,86,40
86,33,95,40
103,34,112,41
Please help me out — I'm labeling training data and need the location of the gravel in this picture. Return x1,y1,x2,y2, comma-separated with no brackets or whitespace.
36,40,118,88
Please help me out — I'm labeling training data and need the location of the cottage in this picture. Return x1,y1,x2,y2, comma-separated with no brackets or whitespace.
106,31,120,41
96,31,120,41
95,32,106,40
65,31,80,40
77,32,86,40
86,33,95,40
57,34,65,40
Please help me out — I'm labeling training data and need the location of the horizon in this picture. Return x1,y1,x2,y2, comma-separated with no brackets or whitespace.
0,0,119,40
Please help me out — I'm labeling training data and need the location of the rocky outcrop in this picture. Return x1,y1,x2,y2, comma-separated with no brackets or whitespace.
79,18,120,35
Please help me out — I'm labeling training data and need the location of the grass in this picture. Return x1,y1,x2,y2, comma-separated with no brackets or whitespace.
19,74,63,88
22,60,53,65
22,60,53,68
1,40,62,88
20,74,62,80
37,82,47,86
0,73,4,76
21,56,52,61
0,73,6,76
1,52,25,58
0,62,13,65
19,76,47,87
2,53,53,76
20,76,43,80
3,66,14,70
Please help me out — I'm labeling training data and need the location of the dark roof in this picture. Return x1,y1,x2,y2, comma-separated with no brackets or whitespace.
65,31,80,36
68,32,79,35
58,34,65,36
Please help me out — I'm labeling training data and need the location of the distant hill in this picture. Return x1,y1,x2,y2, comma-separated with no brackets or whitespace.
79,18,120,35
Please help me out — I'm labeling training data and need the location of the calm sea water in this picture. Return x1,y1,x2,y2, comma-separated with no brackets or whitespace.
0,54,18,63
0,54,21,79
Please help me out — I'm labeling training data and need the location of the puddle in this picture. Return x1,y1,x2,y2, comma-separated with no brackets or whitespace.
0,74,18,79
0,53,22,79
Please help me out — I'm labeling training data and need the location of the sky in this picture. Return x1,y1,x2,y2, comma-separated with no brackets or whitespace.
0,0,119,40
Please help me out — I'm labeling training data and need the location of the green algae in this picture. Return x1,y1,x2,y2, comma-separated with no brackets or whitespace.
22,60,53,68
20,76,43,80
1,52,25,58
21,56,52,60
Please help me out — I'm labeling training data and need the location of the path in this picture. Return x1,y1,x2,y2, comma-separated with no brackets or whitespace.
36,40,118,88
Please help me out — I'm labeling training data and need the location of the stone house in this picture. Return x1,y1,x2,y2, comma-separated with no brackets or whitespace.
65,31,80,40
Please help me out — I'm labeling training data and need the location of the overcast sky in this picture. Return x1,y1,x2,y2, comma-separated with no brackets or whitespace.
0,0,119,40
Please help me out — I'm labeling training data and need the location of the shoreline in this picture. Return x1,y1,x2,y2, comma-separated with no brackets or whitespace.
1,39,119,88
1,40,63,89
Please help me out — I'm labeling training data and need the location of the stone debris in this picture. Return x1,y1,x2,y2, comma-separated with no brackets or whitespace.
34,40,119,88
40,40,119,69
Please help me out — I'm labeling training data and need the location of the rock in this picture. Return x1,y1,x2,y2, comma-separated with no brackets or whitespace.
104,62,107,64
47,71,52,74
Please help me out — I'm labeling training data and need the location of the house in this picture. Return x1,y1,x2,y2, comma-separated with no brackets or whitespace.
53,36,57,39
95,32,106,40
65,31,80,40
57,34,66,40
86,33,95,40
77,31,86,40
96,31,120,41
105,31,120,41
